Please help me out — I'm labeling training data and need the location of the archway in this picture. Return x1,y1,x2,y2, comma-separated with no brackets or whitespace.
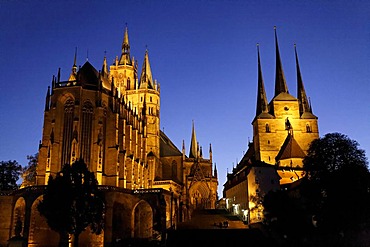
132,200,153,239
28,196,59,247
12,197,26,237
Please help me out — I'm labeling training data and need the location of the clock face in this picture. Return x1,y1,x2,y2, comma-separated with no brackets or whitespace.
118,73,124,80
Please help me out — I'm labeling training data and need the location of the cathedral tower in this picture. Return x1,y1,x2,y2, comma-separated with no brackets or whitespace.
36,27,161,189
252,28,319,184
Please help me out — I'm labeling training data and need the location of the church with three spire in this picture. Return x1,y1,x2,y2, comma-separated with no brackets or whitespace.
223,27,319,223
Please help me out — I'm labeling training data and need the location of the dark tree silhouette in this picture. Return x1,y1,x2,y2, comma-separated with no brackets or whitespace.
303,133,370,239
38,159,105,247
21,153,38,188
0,160,22,191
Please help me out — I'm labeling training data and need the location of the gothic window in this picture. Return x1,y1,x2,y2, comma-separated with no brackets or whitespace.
306,123,312,133
150,96,152,102
80,101,93,164
265,123,270,132
171,161,177,178
61,99,74,166
127,78,131,90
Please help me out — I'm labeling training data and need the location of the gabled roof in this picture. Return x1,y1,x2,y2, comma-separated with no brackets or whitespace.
160,130,182,157
275,133,306,161
272,92,297,101
77,61,99,87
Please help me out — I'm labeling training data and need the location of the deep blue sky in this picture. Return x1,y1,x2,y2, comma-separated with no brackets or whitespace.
1,0,369,196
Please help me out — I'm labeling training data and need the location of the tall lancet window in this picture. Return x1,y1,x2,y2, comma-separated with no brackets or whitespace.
61,99,74,166
127,78,131,90
80,101,93,165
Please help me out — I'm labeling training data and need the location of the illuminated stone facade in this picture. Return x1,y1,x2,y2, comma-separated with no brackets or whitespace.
224,29,319,223
0,27,218,247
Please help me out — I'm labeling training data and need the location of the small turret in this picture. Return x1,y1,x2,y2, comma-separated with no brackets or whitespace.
119,25,132,65
182,140,186,160
139,50,154,89
68,48,78,81
214,163,218,178
45,86,50,111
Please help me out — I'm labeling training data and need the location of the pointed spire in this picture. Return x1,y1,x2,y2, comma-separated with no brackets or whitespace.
256,43,269,116
139,49,154,89
69,47,78,78
189,120,198,159
45,86,50,111
57,68,61,83
274,26,289,97
214,163,218,178
295,44,311,115
102,53,108,77
119,25,132,65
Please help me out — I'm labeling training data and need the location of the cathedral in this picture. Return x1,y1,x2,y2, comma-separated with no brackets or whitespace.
223,28,319,223
0,27,218,247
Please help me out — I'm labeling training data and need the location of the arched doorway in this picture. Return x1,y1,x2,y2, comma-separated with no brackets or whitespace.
132,200,153,239
12,197,26,237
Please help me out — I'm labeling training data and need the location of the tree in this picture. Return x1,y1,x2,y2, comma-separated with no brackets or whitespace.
303,133,370,236
263,189,311,244
37,159,105,247
21,153,38,188
0,160,22,191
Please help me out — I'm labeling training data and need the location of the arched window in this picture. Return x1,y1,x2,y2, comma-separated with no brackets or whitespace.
127,78,131,90
81,101,93,164
61,99,74,166
306,124,312,133
172,160,177,178
265,123,270,132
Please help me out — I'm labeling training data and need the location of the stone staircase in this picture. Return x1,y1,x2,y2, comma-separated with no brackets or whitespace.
166,209,273,247
177,209,248,229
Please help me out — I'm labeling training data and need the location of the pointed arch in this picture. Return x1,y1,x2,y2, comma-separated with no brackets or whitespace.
131,200,153,239
28,196,59,247
81,100,93,164
12,197,26,237
189,182,211,209
61,98,74,166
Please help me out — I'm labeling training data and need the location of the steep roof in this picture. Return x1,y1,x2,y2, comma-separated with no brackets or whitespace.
275,133,306,161
77,61,99,87
160,130,182,157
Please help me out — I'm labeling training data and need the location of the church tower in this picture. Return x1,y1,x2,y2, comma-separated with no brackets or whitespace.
252,27,319,184
110,26,160,161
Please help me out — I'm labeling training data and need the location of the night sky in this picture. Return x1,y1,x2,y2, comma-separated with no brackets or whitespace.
1,0,369,196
